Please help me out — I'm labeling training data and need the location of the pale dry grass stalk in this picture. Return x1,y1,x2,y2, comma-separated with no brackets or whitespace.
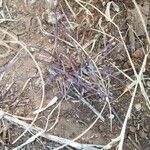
0,110,104,150
132,0,150,44
0,28,46,144
70,0,150,149
55,102,106,150
0,0,149,149
117,84,138,150
64,0,76,18
14,101,61,149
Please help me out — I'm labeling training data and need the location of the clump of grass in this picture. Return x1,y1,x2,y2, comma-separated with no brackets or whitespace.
0,0,149,149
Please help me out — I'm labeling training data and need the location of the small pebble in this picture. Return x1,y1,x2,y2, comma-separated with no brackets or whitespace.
129,126,136,133
135,103,142,111
139,131,147,138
